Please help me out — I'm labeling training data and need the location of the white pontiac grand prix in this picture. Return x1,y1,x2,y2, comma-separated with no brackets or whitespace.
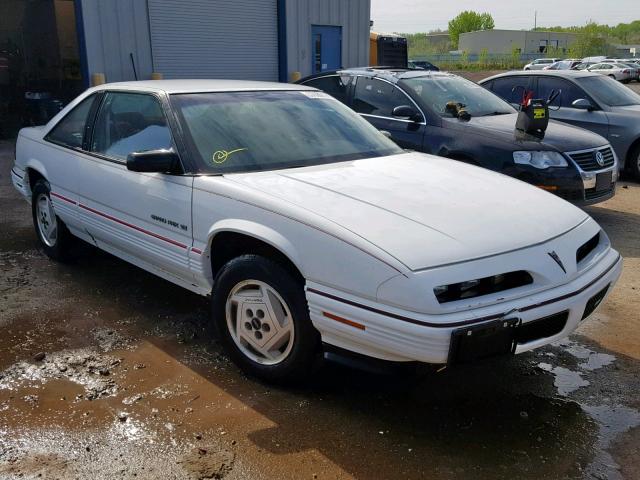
11,80,622,382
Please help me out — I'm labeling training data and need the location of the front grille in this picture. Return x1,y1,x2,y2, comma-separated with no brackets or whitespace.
516,311,569,344
576,232,600,264
569,147,615,171
582,285,610,320
585,186,614,200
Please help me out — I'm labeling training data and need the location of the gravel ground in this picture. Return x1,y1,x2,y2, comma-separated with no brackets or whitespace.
1,136,639,480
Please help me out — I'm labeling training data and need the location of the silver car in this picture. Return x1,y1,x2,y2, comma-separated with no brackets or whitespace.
587,63,632,83
524,58,561,70
480,70,640,179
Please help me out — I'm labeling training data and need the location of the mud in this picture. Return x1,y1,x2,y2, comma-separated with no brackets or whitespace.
1,140,640,479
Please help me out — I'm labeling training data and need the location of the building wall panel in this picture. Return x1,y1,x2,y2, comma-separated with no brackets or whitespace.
285,0,370,79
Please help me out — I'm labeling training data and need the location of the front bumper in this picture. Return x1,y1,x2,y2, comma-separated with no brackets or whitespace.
11,165,30,201
504,155,617,206
306,250,622,364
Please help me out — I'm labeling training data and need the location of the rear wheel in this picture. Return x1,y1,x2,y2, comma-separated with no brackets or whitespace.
31,179,73,261
211,255,320,383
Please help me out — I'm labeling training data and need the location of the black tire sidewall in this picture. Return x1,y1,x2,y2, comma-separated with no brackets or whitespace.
211,254,320,383
31,180,70,260
631,145,640,180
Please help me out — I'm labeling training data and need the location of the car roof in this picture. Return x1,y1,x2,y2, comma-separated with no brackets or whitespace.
89,79,315,94
480,70,601,83
298,67,455,84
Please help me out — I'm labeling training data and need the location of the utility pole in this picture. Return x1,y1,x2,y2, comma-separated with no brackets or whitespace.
534,10,537,30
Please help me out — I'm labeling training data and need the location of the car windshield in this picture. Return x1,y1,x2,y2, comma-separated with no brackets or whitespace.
171,90,402,174
402,75,515,117
578,76,640,106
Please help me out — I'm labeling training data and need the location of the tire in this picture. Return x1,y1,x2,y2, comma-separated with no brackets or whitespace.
211,254,321,383
628,143,640,181
608,74,616,80
31,179,73,261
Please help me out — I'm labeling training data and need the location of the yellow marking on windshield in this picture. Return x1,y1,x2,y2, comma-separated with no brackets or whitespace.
212,148,248,164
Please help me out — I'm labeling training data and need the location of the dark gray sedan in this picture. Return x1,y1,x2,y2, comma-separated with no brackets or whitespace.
480,70,640,179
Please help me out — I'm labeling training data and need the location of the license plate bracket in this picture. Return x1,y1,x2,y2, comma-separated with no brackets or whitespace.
448,318,520,365
595,171,612,192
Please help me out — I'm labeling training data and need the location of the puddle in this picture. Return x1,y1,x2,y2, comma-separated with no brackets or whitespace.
537,363,590,396
539,338,640,479
559,339,616,371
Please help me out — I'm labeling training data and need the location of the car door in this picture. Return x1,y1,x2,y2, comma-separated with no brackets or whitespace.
533,76,610,140
41,94,101,235
351,76,426,151
77,90,194,282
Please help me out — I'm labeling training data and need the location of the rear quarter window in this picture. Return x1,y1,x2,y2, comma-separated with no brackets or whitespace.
45,95,97,149
301,75,350,104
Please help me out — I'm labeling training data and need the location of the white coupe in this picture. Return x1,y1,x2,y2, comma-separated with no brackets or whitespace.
11,80,622,382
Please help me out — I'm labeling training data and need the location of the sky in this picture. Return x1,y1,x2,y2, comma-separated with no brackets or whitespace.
370,0,638,33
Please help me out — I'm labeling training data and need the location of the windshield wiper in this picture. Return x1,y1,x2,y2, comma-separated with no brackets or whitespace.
483,111,511,116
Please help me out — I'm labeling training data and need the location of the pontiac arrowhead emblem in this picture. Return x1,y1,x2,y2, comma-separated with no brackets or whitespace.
548,251,567,273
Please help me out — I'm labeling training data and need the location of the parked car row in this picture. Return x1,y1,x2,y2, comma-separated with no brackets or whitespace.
298,68,624,203
11,78,622,382
526,57,640,83
481,70,640,178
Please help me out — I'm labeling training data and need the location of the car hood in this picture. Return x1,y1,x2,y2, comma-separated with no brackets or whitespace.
614,104,640,113
223,152,588,270
445,113,607,151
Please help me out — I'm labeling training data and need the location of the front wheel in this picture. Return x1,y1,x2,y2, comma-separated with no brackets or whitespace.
31,179,73,261
629,144,640,180
211,255,320,383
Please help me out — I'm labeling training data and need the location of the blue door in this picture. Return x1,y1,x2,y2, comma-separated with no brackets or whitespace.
311,25,342,74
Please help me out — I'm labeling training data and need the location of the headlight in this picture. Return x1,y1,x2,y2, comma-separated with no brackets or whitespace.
513,151,568,169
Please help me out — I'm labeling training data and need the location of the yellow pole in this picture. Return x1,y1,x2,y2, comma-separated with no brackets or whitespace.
151,72,163,80
91,73,106,86
290,71,301,82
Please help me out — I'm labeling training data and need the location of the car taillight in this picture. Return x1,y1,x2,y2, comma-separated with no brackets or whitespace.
623,69,630,73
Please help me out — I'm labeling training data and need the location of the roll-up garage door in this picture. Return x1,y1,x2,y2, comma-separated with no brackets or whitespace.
148,0,278,81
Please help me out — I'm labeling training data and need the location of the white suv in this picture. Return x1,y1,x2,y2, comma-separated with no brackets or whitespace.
524,58,561,70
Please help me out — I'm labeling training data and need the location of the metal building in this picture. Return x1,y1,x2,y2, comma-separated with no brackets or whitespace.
458,29,578,55
78,0,371,84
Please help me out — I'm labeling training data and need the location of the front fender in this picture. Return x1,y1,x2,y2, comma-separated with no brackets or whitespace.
205,218,302,269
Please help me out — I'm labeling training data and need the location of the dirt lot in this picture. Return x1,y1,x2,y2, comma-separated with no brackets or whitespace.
1,136,639,480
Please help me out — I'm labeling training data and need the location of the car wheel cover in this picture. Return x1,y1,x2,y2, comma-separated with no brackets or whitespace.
36,193,58,247
225,279,295,365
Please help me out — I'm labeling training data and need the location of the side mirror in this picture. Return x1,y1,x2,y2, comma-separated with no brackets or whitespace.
126,148,180,173
379,130,393,138
392,105,423,122
571,98,594,111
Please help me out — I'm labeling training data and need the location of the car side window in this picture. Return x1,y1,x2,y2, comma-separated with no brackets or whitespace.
90,92,172,161
45,95,97,149
302,75,350,104
490,77,530,104
352,78,407,117
536,77,590,108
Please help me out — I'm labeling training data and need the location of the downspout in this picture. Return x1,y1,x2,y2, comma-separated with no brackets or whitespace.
277,0,288,82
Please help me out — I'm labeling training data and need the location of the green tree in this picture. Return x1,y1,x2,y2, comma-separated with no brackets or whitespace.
448,11,495,48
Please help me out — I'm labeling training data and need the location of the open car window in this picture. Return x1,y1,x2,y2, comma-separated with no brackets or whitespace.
171,90,402,174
